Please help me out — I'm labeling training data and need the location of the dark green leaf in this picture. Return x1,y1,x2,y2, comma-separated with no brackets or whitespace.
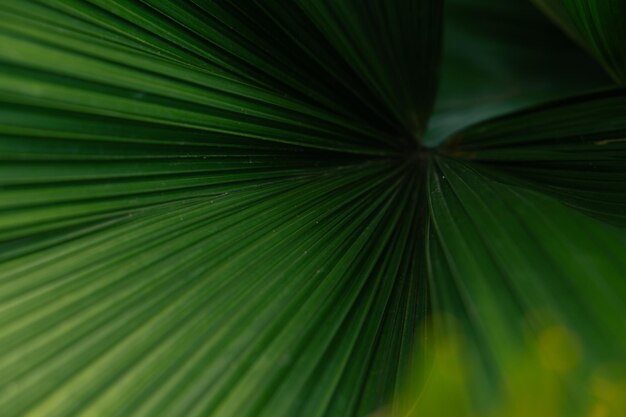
446,89,626,226
534,0,626,83
427,157,626,410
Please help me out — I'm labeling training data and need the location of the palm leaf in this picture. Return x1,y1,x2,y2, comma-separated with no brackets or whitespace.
0,1,438,416
446,89,626,226
426,157,626,414
1,1,625,417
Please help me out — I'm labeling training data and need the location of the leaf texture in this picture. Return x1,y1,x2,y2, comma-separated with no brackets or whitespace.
427,157,626,407
0,1,441,416
260,0,443,140
1,1,626,416
447,89,626,226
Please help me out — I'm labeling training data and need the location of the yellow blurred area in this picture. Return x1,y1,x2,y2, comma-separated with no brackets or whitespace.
375,316,626,417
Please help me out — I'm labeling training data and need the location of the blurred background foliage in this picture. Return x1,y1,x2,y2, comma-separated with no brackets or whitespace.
425,0,612,145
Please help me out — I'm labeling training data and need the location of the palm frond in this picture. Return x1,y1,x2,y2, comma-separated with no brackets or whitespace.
427,157,626,411
1,1,625,417
0,1,442,416
447,89,626,225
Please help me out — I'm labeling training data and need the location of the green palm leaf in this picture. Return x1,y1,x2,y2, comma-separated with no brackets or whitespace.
446,89,626,226
0,1,625,417
426,158,626,414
